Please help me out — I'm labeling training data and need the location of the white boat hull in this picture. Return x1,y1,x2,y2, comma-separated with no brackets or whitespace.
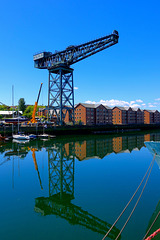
38,134,49,139
13,134,30,140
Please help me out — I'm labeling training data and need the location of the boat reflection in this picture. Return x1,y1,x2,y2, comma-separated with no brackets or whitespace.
141,141,160,239
1,132,160,238
145,141,160,169
1,132,160,161
35,142,120,239
145,200,160,239
33,132,159,239
12,139,30,144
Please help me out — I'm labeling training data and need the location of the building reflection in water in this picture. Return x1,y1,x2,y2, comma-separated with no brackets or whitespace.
1,132,160,238
35,141,120,239
74,133,160,161
34,132,160,239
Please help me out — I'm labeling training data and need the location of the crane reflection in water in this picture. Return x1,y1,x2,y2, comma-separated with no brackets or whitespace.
34,141,120,239
2,132,160,238
33,132,160,239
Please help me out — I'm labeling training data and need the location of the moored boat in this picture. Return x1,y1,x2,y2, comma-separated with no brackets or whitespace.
29,134,37,139
4,116,28,125
13,134,30,140
145,141,160,168
38,133,49,139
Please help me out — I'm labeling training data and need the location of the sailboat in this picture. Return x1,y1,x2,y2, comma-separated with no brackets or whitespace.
12,107,30,141
12,134,30,140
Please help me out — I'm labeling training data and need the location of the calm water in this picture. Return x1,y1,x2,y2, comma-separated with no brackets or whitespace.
0,132,160,240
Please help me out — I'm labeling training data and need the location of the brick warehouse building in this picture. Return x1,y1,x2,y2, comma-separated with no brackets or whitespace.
74,103,112,125
95,104,112,125
74,103,96,125
134,108,144,124
112,107,128,124
38,103,160,125
74,103,160,125
112,107,144,125
144,110,160,124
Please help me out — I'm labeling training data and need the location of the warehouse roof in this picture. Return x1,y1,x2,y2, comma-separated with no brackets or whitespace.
75,103,111,109
0,111,23,115
113,106,128,111
75,103,97,108
144,109,158,113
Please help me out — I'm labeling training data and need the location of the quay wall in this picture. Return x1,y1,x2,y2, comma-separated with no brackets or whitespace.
0,123,160,137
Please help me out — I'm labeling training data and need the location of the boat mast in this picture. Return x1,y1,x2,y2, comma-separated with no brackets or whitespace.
12,85,14,134
18,106,19,133
12,85,14,118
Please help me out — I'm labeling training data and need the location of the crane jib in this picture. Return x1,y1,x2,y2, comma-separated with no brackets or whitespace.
33,30,119,69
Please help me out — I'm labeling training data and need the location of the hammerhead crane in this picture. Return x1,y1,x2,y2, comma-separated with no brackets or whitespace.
33,30,119,125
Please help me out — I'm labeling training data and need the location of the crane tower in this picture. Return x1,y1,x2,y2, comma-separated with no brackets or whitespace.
33,30,119,125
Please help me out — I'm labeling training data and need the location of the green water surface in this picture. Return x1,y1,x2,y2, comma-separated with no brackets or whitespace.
0,132,160,240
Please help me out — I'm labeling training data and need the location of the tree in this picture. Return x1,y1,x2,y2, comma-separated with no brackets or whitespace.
23,105,45,119
18,98,26,113
0,105,10,111
23,105,34,119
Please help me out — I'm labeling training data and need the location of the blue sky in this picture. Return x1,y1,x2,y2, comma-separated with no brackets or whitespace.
0,0,160,109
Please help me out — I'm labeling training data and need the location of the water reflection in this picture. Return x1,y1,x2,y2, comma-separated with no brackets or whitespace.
36,142,120,239
145,200,160,239
74,133,159,161
1,132,160,162
31,148,43,190
145,141,160,169
144,142,160,239
1,132,160,239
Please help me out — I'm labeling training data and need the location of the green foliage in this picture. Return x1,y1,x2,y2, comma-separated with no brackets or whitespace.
0,115,3,119
18,98,26,113
10,107,16,111
23,105,46,119
23,105,34,119
78,119,82,125
37,105,45,111
0,105,9,111
38,116,46,120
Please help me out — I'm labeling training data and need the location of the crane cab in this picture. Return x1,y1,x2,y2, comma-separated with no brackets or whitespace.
33,51,52,61
33,52,52,68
